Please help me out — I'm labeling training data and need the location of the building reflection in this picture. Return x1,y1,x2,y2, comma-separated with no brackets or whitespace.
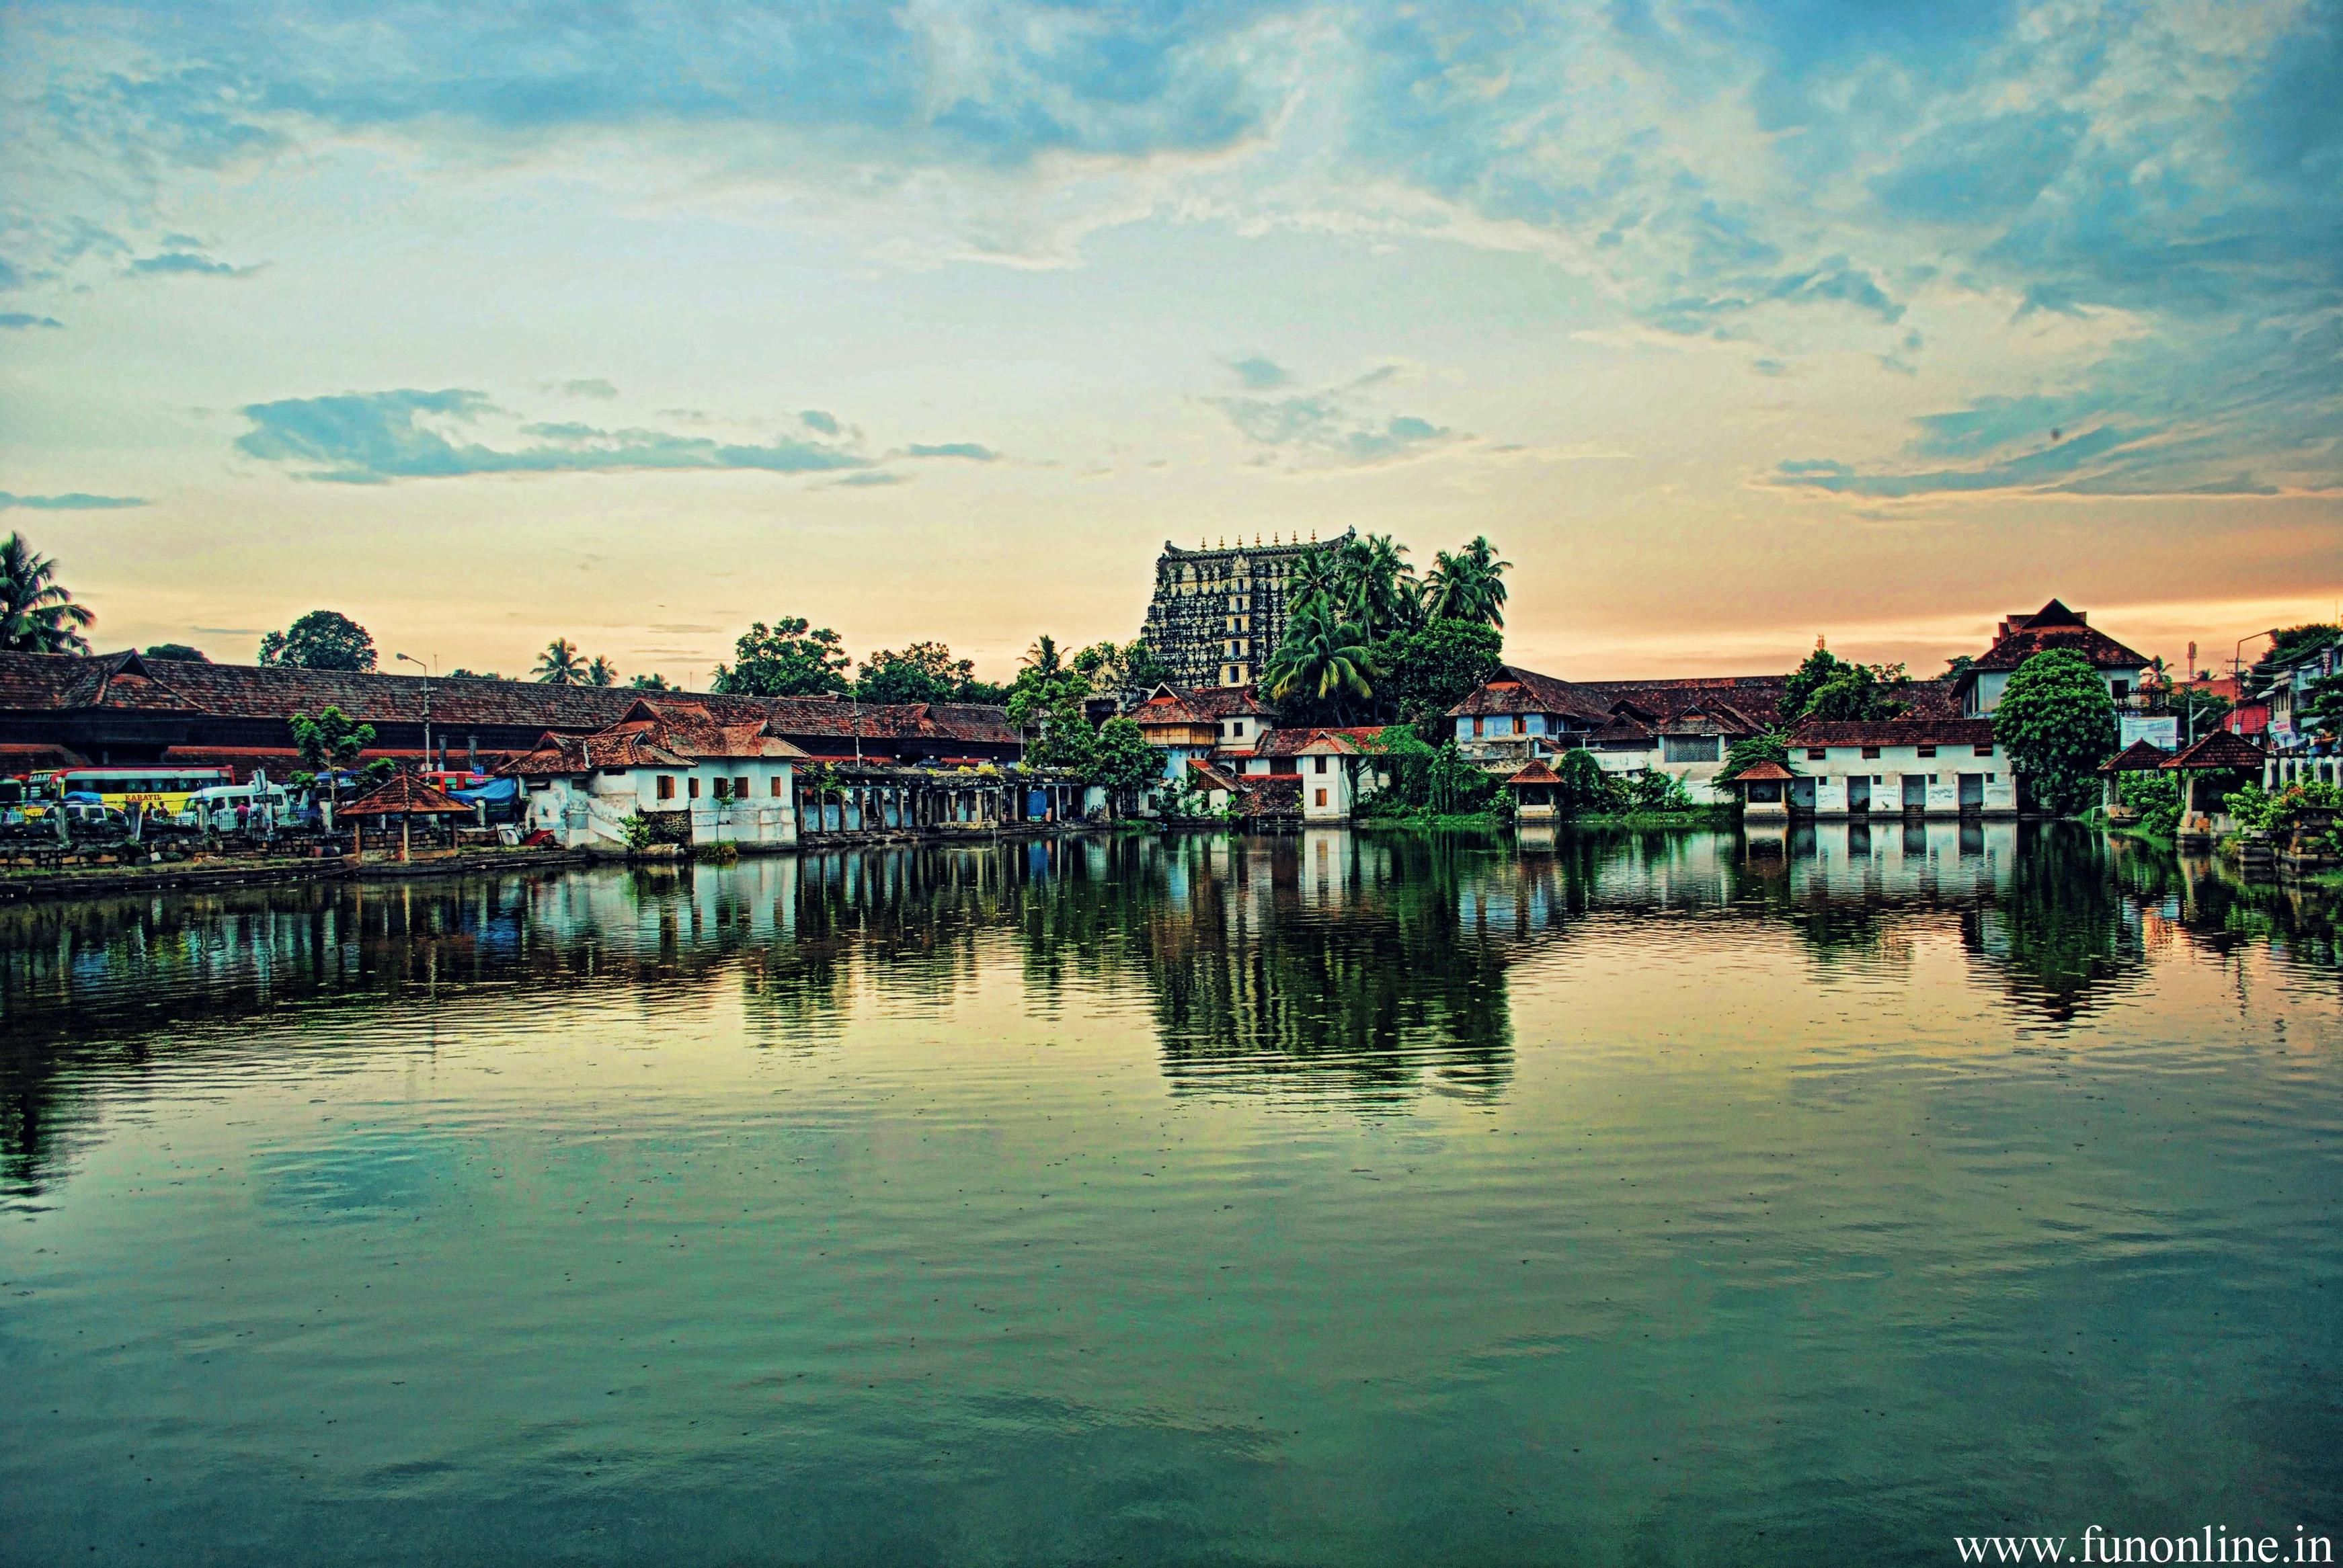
3,823,2336,1198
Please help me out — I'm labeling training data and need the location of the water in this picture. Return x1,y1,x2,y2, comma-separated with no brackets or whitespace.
3,825,2338,1566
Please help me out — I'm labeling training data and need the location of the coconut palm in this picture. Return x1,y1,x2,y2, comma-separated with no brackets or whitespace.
1423,536,1510,627
1287,546,1342,611
586,655,619,687
532,637,586,684
1336,533,1419,640
0,532,97,655
1022,633,1063,679
1263,597,1377,721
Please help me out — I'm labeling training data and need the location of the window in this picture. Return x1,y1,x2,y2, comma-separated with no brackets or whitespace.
656,776,676,801
1916,745,1936,758
688,776,701,800
712,778,729,800
1663,735,1720,763
1314,756,1328,774
735,776,750,799
1987,774,1996,784
2111,679,2129,699
1974,744,1994,757
770,776,785,798
1808,747,1827,760
1314,788,1327,807
1860,746,1881,759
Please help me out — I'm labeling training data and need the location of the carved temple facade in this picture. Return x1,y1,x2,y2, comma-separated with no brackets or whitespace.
1138,531,1353,690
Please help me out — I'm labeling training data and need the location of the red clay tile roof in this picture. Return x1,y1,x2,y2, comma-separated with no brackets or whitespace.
1505,759,1562,787
1788,718,1999,747
1259,725,1387,757
1186,758,1246,793
340,771,471,815
1965,600,2149,677
2161,730,2264,771
1723,759,1794,782
2099,738,2172,773
1447,665,1611,723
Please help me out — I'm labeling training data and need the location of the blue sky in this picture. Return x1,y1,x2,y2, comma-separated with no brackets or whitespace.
1,0,2337,679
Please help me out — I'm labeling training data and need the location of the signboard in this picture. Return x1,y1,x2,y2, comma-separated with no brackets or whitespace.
2120,715,2179,750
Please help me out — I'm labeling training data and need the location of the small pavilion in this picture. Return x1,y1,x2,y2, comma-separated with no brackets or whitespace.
1505,758,1564,823
1722,758,1793,821
2097,738,2170,820
2159,730,2266,845
340,770,471,861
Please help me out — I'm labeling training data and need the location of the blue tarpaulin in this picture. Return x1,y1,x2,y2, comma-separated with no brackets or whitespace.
449,777,518,803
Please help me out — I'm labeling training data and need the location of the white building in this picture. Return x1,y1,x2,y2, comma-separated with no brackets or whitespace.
1784,720,2018,817
502,698,807,850
1952,600,2150,716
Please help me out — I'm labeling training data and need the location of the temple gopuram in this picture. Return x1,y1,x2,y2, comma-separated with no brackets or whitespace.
1140,530,1353,690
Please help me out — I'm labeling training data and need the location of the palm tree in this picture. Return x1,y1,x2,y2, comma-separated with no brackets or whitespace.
1022,634,1063,679
1336,533,1419,640
1423,536,1511,627
0,533,97,654
1263,597,1377,722
1288,546,1342,610
586,655,619,687
532,637,586,684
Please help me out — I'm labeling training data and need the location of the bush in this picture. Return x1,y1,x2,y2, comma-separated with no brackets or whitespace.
2118,771,2182,837
621,813,654,850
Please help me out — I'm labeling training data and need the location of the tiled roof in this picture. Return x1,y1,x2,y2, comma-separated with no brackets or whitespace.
2161,730,2264,771
340,771,471,816
1259,725,1387,757
1186,758,1246,793
1965,600,2149,675
0,743,86,771
1505,759,1562,787
1788,718,1999,747
1447,665,1610,723
1571,675,1792,730
1723,759,1794,782
2099,739,2172,774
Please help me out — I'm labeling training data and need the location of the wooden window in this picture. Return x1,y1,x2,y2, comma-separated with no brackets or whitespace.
770,776,785,798
1314,788,1327,807
1860,746,1881,759
735,776,750,798
1314,756,1328,774
1974,744,1994,756
1807,747,1827,760
688,776,701,800
656,776,676,801
1916,745,1937,758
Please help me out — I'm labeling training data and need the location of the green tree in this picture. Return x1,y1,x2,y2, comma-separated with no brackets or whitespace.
1263,597,1377,721
628,672,672,691
1421,536,1510,627
2249,624,2338,686
1008,670,1095,770
1373,618,1503,729
1085,716,1162,812
1722,730,1790,781
1994,649,2119,817
858,641,976,704
290,705,376,811
1021,633,1064,680
2298,669,2343,741
142,642,207,662
1069,638,1172,696
532,638,586,684
258,610,376,671
1782,644,1907,721
586,655,619,687
712,618,852,696
1335,532,1421,639
1782,645,1843,718
1556,748,1610,815
0,533,96,655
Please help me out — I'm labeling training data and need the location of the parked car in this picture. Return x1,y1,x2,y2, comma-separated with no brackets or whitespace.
174,783,298,831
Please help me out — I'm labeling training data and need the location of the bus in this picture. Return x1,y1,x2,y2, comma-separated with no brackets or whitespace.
26,766,234,819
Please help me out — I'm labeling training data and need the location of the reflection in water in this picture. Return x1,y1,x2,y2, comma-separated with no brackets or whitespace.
5,824,2336,1201
2,826,2340,1565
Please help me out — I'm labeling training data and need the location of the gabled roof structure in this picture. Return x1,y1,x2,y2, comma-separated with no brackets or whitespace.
2098,739,2172,774
1504,759,1562,788
340,771,470,817
2160,731,2265,772
1962,600,2151,679
1445,665,1610,724
499,698,809,777
1721,759,1793,783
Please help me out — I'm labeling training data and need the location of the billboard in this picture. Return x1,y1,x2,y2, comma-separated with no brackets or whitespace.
2120,715,2180,749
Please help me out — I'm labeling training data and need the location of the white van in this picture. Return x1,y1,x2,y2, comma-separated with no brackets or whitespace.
174,783,297,831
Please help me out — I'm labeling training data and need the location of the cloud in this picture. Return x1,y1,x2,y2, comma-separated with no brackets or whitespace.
826,470,910,488
903,442,998,461
1226,354,1292,390
0,312,66,329
0,491,149,509
126,248,257,277
1209,364,1460,468
560,378,617,399
800,410,840,436
235,388,878,484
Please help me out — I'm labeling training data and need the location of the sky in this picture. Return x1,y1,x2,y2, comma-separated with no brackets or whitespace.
2,0,2338,686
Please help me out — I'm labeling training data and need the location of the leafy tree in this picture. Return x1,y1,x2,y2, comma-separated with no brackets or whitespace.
142,642,207,662
1263,597,1377,721
449,667,502,679
857,641,976,704
1008,670,1095,770
0,533,97,654
2297,669,2343,741
1782,644,1907,721
1782,645,1843,718
1367,727,1494,815
1945,653,1974,678
1556,748,1610,814
586,655,619,687
1334,532,1421,640
1722,730,1790,781
532,638,586,684
1069,638,1171,696
1994,649,2119,817
291,705,376,811
628,672,672,691
1373,618,1503,729
2249,624,2338,686
258,610,376,671
711,618,852,696
1085,716,1162,812
1288,545,1341,608
1421,536,1510,627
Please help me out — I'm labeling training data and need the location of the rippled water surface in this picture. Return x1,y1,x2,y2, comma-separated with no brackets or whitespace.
3,825,2340,1565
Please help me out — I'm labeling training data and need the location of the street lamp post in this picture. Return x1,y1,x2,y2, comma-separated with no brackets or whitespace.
396,652,437,770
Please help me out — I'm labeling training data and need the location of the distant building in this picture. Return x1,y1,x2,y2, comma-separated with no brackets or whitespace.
1139,532,1351,690
1444,665,1799,804
1782,719,2016,817
2256,637,2338,787
1953,600,2149,715
501,698,807,850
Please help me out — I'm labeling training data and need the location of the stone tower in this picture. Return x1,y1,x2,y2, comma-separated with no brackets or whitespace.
1139,531,1353,690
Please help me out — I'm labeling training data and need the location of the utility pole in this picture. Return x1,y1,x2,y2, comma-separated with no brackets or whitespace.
397,653,437,770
